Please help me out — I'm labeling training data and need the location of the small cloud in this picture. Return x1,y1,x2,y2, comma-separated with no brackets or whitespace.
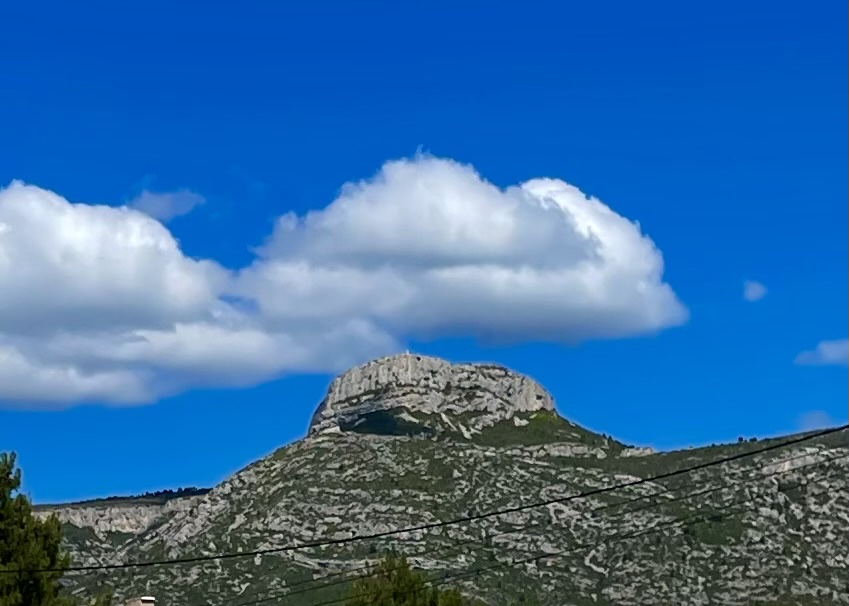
797,410,841,432
743,280,767,302
128,189,205,222
794,339,849,366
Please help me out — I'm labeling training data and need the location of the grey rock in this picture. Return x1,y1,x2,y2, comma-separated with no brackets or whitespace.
308,354,554,436
41,355,849,606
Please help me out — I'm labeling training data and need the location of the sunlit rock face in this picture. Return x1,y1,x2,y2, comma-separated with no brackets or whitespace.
307,353,555,437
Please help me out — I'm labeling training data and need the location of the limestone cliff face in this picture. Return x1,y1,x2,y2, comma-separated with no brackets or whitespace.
36,497,204,539
307,354,555,437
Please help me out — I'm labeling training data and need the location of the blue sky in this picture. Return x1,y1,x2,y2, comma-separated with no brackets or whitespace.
0,0,846,504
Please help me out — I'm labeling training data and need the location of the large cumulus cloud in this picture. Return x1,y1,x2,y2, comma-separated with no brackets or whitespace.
0,156,687,407
238,157,686,342
0,183,223,335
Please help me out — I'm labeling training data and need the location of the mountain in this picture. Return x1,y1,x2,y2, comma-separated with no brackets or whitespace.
37,354,849,606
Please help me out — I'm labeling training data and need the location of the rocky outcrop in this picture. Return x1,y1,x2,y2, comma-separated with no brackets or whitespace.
37,355,849,606
308,354,555,436
52,427,849,606
36,496,204,539
620,446,655,457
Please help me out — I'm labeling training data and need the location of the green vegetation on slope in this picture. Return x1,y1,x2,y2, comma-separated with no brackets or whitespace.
470,410,624,450
346,555,485,606
37,423,849,606
0,452,111,606
340,409,435,438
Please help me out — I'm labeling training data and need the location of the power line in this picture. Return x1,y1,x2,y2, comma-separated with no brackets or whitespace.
220,445,847,606
302,457,843,606
231,450,847,606
27,424,841,576
224,446,844,606
430,474,836,599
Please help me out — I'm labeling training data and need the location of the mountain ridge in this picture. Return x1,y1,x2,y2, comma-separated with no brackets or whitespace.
33,355,849,606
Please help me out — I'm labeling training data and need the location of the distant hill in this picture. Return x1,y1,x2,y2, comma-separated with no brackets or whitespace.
39,354,849,606
34,487,211,510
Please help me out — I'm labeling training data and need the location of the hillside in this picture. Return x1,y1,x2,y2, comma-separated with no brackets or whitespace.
38,354,849,606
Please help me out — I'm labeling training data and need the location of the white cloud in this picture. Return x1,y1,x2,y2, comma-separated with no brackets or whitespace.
743,280,767,302
128,189,205,221
0,182,224,336
0,344,150,405
797,410,845,432
239,156,688,343
0,156,687,407
794,339,849,366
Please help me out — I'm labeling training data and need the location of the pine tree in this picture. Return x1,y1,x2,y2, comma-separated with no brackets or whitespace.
345,554,477,606
0,452,110,606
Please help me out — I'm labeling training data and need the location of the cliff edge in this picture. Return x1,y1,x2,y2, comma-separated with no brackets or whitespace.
307,353,555,438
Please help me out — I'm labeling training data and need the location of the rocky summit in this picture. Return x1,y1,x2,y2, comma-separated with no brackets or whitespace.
308,354,555,438
37,355,849,606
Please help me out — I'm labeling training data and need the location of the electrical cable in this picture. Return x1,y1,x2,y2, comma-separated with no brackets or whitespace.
302,456,844,606
220,444,847,606
20,424,840,576
222,445,845,606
